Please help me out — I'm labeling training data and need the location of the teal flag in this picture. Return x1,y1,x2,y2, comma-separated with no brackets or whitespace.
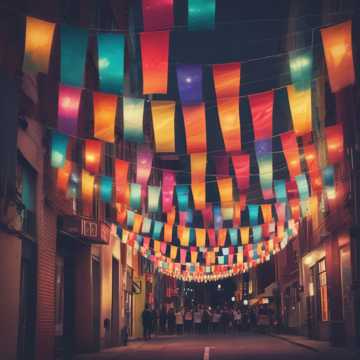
289,49,312,91
252,225,262,243
97,33,125,94
188,0,216,31
229,228,238,246
60,25,88,87
130,183,142,210
274,180,287,203
51,131,68,168
100,176,113,203
152,220,163,239
127,210,135,228
123,97,144,143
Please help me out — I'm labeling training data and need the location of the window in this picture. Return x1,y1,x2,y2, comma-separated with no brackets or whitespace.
318,259,329,321
55,256,65,337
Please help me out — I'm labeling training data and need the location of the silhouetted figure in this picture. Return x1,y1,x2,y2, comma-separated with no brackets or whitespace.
142,304,152,340
159,306,167,333
167,307,176,334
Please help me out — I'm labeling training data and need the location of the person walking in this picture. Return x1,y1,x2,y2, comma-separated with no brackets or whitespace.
193,306,202,334
175,308,184,335
142,304,153,340
167,307,176,334
211,308,221,333
233,308,242,333
201,307,211,334
184,308,193,333
159,305,167,333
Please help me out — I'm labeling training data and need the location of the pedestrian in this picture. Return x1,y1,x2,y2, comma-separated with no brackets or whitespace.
175,308,184,335
233,308,242,333
221,307,230,334
159,305,167,333
201,307,211,334
167,307,176,334
151,307,158,335
193,306,202,334
211,308,221,333
142,304,153,340
184,308,193,333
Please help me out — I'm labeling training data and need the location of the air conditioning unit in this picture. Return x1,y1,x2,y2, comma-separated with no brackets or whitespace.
81,219,98,239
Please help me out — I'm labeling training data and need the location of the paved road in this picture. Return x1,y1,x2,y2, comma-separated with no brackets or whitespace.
76,333,358,360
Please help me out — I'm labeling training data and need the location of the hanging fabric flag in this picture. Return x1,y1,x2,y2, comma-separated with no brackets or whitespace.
295,174,310,200
136,145,153,186
213,154,229,180
93,92,117,143
217,229,227,247
202,204,213,227
180,227,190,247
154,240,161,254
289,198,300,220
51,131,69,168
229,228,238,246
162,171,176,213
130,183,142,210
274,180,287,203
207,228,216,247
213,62,241,152
81,171,94,214
325,123,344,164
289,49,313,91
177,64,202,104
217,178,233,206
320,21,355,93
142,0,174,31
140,31,170,94
191,153,207,184
214,206,223,230
255,139,274,200
133,214,143,234
100,176,113,203
188,0,216,31
287,85,312,136
248,205,259,226
191,251,198,264
261,204,273,224
151,100,176,152
23,17,55,74
167,206,176,225
97,33,125,94
182,103,207,153
164,223,173,243
126,210,135,228
148,185,161,212
287,180,299,200
323,165,336,200
180,248,187,263
192,182,206,210
252,225,262,243
280,131,301,178
221,207,233,221
249,91,274,140
176,185,190,211
115,159,129,203
303,144,322,191
142,217,152,234
84,139,102,174
232,153,250,193
123,97,144,143
153,220,163,239
57,161,72,194
233,202,242,227
60,25,88,87
57,85,82,136
170,245,178,260
160,241,167,256
240,227,249,245
195,228,206,248
179,211,188,226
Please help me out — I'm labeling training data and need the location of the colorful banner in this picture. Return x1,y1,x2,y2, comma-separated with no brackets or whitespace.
57,161,72,194
142,217,152,234
176,185,190,211
164,223,173,243
130,183,142,210
136,145,153,186
57,85,82,136
140,31,170,94
84,139,102,174
289,49,313,91
177,64,202,104
280,131,301,178
81,171,94,210
295,174,310,200
217,178,233,206
255,139,274,200
192,182,206,210
229,228,238,246
320,21,355,93
252,225,262,243
249,91,274,140
51,131,68,168
60,25,88,87
153,220,163,239
188,0,216,31
195,228,206,247
100,176,113,203
123,97,144,143
162,171,176,212
170,245,178,260
217,229,227,247
148,185,161,212
323,165,336,200
248,204,259,226
287,85,312,136
213,63,241,152
303,145,322,192
214,206,223,229
233,202,242,227
151,100,176,152
23,16,55,74
142,0,174,31
202,204,213,227
191,153,207,183
182,103,207,153
207,228,216,247
261,204,273,223
115,159,129,203
274,180,287,203
97,33,125,94
325,123,344,164
93,92,117,143
240,227,249,245
232,153,250,193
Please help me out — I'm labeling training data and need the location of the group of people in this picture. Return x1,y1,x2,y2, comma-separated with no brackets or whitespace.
142,303,268,340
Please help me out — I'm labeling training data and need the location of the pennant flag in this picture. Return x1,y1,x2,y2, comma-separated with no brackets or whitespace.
202,204,213,227
217,229,227,247
84,139,102,174
321,21,355,93
115,159,129,203
191,251,198,264
154,240,161,253
289,49,313,91
252,225,262,243
100,176,113,203
214,206,223,229
217,178,233,206
180,248,187,263
295,174,310,200
151,100,176,152
170,245,178,259
248,204,259,226
162,171,176,213
57,161,72,194
287,85,312,136
136,145,153,186
142,217,152,234
81,171,94,211
240,227,249,245
213,63,241,152
140,31,170,94
192,182,206,210
167,206,176,224
188,0,216,31
221,207,233,221
122,97,145,143
148,186,161,212
93,92,117,143
133,214,143,233
179,211,187,226
130,183,142,210
153,220,163,239
207,228,216,247
303,144,322,191
176,185,190,211
233,202,242,227
289,199,300,221
213,154,229,180
323,165,336,200
191,153,207,183
229,228,238,246
182,103,207,153
60,25,88,87
164,223,173,243
255,139,274,200
195,228,206,247
261,204,273,223
280,131,301,178
274,180,287,203
179,227,190,247
97,33,125,94
51,131,69,168
287,180,299,200
142,0,173,31
57,85,82,136
23,16,55,74
249,91,274,140
232,153,250,193
325,123,344,164
177,64,202,104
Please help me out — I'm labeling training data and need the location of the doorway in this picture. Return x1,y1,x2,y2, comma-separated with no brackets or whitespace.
111,258,120,345
92,257,101,352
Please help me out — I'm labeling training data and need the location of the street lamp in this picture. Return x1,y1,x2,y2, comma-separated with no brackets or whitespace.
217,284,222,290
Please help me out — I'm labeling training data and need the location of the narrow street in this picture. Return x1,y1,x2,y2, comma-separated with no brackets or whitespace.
76,333,358,360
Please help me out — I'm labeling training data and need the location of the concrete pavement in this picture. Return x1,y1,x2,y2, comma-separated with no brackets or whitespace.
75,332,359,360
